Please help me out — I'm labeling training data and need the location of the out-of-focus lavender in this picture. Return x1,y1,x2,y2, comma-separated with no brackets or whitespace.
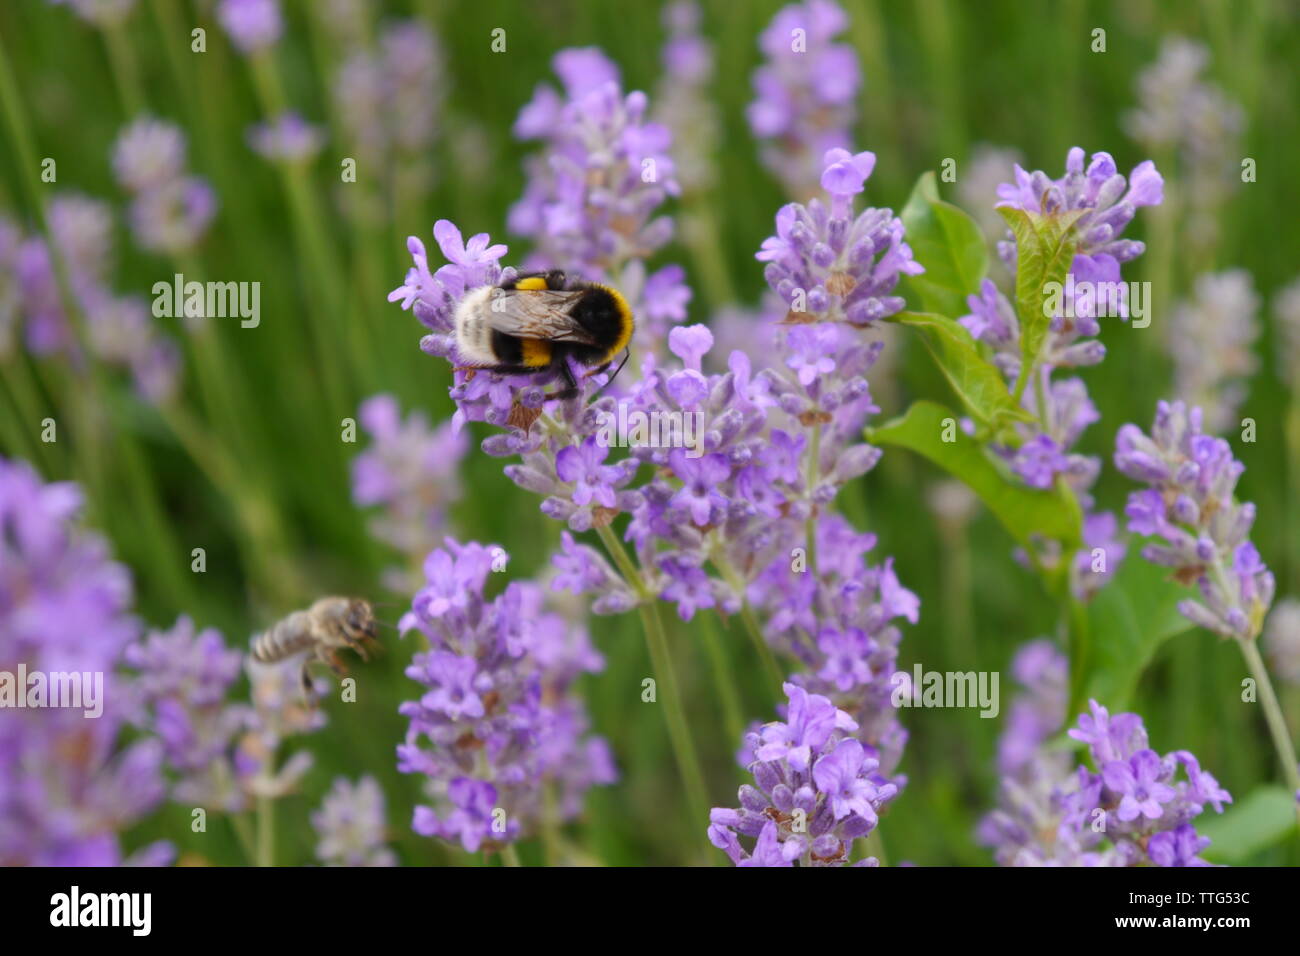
127,616,249,812
1125,38,1243,263
397,541,615,853
128,613,326,817
331,19,446,221
112,117,217,258
958,144,1024,247
961,147,1163,599
652,1,718,195
1167,270,1260,434
995,639,1068,778
1116,400,1274,640
311,776,396,867
47,0,136,28
709,684,896,866
747,0,859,200
0,457,171,866
350,393,468,591
1264,599,1300,687
981,688,1230,866
248,112,325,164
0,197,181,403
1270,277,1300,382
217,0,282,55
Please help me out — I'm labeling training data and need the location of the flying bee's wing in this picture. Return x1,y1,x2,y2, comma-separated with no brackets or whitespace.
485,288,601,345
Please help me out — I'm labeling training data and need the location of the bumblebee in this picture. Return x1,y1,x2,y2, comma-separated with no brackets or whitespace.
453,270,634,398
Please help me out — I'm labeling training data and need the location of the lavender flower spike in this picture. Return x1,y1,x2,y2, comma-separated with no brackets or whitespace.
982,691,1229,867
1115,400,1274,639
747,0,860,199
709,683,897,866
398,541,615,853
312,776,397,867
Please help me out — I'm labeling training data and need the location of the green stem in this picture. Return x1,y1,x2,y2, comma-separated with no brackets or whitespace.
636,597,711,839
1238,638,1300,830
231,813,257,865
593,524,711,845
500,844,522,867
256,795,275,868
712,554,786,695
698,611,747,746
103,20,145,117
806,422,821,574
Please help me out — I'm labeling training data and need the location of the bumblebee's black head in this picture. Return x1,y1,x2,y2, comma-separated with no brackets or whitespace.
567,285,634,366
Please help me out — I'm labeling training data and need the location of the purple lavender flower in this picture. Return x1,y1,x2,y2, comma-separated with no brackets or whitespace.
1264,599,1300,687
652,2,719,194
757,148,921,328
1167,270,1260,434
127,178,217,255
996,639,1068,777
351,394,468,589
1115,400,1274,639
112,116,217,258
47,0,136,27
248,112,324,163
509,48,684,353
311,776,397,867
1125,38,1243,260
332,20,446,211
112,118,188,192
398,541,615,853
754,514,915,783
217,0,282,55
0,457,170,866
747,0,860,199
126,616,249,812
960,148,1163,598
981,697,1228,866
709,684,896,866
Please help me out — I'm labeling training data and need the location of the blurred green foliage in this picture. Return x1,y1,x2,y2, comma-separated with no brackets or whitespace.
0,0,1297,866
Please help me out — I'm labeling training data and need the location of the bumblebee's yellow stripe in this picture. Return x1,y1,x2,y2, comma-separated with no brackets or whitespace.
515,276,548,291
593,283,634,363
521,337,552,367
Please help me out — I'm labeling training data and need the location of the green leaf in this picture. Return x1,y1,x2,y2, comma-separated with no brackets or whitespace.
996,206,1087,402
899,172,989,318
866,400,1079,549
1075,555,1195,715
885,311,1031,431
1199,786,1298,864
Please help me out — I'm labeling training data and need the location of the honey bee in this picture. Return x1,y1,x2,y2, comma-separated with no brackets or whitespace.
250,597,379,700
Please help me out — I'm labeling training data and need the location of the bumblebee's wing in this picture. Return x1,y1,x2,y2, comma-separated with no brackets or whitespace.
485,288,601,345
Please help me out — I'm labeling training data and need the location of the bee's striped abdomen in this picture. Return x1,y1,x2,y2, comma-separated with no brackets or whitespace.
251,610,316,663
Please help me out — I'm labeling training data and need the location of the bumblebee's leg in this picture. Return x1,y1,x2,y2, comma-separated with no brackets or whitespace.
456,363,539,376
552,361,580,400
343,633,371,662
326,650,348,677
300,659,318,704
